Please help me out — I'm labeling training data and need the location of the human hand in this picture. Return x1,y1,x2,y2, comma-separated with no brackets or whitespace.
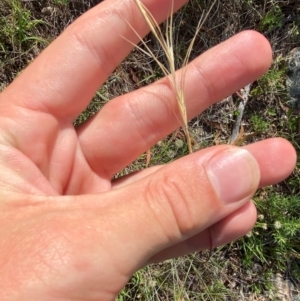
0,0,296,300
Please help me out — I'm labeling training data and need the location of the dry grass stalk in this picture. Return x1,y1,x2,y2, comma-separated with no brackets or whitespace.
130,0,217,153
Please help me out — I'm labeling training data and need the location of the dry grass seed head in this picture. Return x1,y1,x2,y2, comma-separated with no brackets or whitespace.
132,0,217,153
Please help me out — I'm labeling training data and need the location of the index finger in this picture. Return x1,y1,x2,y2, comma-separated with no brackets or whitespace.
1,0,187,120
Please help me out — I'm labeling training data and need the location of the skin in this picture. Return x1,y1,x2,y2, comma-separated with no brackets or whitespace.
0,0,296,300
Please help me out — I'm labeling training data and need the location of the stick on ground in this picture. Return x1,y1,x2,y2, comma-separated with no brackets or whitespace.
229,84,251,144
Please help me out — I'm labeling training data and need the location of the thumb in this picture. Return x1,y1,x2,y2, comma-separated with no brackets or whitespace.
93,145,260,270
62,146,259,300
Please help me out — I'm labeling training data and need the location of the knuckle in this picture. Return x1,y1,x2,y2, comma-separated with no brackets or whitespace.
70,28,108,67
190,58,220,102
144,173,196,237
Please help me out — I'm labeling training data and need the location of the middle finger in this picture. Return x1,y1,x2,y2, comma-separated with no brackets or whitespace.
77,31,272,176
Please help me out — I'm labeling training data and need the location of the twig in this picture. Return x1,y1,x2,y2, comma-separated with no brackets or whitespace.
229,84,251,144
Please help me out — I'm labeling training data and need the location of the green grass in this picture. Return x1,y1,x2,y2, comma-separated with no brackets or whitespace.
0,0,48,51
250,115,270,134
259,5,284,31
0,0,299,300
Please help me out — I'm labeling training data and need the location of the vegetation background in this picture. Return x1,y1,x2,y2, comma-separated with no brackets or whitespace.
0,0,299,300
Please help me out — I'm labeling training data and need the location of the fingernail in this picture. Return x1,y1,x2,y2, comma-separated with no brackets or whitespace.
207,148,260,204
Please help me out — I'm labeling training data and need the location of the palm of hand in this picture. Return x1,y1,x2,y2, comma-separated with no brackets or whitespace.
0,108,121,300
0,0,296,300
0,109,111,195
